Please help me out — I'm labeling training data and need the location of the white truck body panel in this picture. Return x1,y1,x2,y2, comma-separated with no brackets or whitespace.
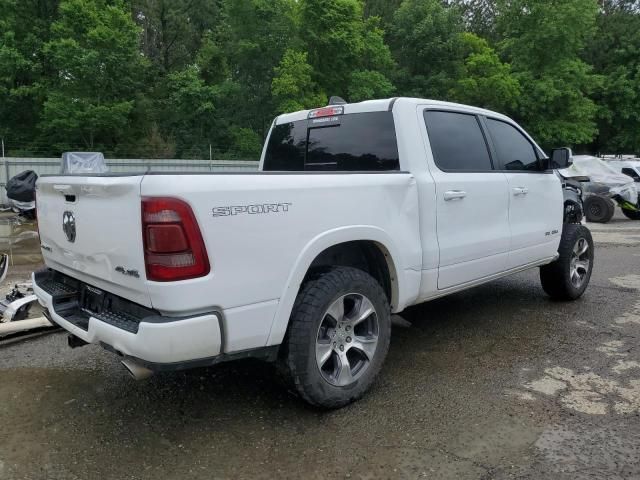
139,172,423,351
37,175,150,307
34,97,564,366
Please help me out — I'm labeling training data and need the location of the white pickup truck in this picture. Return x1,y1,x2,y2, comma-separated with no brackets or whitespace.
33,98,594,408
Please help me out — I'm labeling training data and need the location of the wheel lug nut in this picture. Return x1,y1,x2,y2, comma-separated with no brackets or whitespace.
346,336,352,343
339,345,344,351
345,325,351,331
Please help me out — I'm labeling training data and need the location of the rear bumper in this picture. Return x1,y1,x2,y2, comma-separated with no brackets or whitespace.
32,269,222,364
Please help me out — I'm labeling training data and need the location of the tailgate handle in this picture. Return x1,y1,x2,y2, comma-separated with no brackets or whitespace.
53,184,77,202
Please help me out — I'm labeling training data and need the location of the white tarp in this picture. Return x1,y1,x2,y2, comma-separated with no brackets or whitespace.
61,152,108,175
560,155,638,204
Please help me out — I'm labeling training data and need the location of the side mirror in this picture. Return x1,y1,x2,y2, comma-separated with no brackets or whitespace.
550,147,573,169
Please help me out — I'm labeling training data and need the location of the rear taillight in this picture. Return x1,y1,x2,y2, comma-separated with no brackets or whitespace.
141,197,210,281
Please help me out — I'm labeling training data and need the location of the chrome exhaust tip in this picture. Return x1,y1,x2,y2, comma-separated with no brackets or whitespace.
121,359,154,380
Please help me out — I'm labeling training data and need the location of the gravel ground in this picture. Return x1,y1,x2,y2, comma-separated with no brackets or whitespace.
1,212,639,479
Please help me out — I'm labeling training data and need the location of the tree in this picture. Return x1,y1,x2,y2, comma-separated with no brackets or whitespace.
348,70,394,102
272,50,326,113
496,0,600,148
132,0,221,74
450,0,497,39
586,6,640,153
390,0,464,98
220,0,296,135
363,0,403,26
0,0,59,154
450,33,520,112
41,0,148,152
300,0,394,100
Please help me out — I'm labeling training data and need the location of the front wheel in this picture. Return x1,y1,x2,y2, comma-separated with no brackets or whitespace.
540,224,594,301
282,266,391,409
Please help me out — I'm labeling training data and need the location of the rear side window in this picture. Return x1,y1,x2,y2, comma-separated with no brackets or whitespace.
263,111,399,171
424,110,493,171
485,119,540,171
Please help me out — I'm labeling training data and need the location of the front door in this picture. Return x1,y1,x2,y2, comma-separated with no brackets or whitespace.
482,117,563,268
423,109,511,290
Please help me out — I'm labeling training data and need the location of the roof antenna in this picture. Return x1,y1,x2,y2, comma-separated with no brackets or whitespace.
328,96,347,105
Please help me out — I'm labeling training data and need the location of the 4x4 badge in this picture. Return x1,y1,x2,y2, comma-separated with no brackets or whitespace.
62,211,76,243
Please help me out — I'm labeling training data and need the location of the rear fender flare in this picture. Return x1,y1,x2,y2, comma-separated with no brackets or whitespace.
265,226,405,347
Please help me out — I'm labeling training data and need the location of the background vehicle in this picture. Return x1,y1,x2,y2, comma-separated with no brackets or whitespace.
33,98,593,408
565,156,640,223
606,159,640,220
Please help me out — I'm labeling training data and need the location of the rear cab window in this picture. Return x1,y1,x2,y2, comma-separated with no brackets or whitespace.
263,110,399,171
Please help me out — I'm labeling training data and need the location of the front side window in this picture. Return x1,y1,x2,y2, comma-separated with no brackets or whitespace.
424,110,493,172
485,119,541,171
263,111,399,171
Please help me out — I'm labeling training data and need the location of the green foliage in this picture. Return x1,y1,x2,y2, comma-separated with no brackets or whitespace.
586,7,640,153
390,0,464,98
496,0,600,148
227,126,263,158
272,50,326,113
0,0,59,148
348,70,394,102
300,0,394,100
132,0,220,73
220,0,296,133
450,33,520,112
1,0,639,157
41,0,146,151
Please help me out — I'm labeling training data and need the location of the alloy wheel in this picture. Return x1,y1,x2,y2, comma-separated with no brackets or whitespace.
315,293,379,387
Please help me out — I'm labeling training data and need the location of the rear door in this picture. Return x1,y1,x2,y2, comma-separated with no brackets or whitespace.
36,175,150,307
483,117,562,268
423,109,511,289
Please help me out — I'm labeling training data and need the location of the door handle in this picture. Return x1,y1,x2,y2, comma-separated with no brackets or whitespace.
443,190,467,201
512,187,529,196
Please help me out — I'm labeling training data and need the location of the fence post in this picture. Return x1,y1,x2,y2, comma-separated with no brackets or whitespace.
3,157,8,186
2,155,8,205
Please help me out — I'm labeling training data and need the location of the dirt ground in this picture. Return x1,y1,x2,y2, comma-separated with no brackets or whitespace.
1,212,639,479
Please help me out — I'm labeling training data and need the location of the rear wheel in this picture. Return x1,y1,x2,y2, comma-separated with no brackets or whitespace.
540,224,594,301
283,267,391,409
584,195,615,223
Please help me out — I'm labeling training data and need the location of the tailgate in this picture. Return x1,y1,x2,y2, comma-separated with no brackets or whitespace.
36,175,151,307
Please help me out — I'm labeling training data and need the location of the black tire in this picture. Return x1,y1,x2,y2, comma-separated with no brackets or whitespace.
282,266,391,409
540,224,594,301
584,195,615,223
621,208,640,220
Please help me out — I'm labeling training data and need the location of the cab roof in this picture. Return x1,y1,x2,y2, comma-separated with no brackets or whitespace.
275,97,512,125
